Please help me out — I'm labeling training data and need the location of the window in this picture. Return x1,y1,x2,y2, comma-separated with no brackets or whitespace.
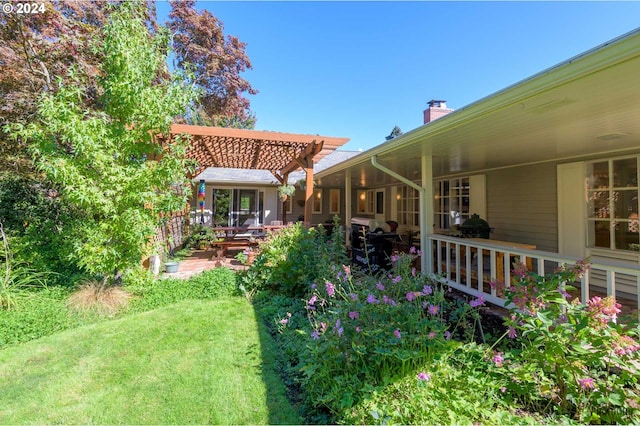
357,190,374,214
397,186,419,227
587,156,639,252
329,189,340,214
313,189,322,214
283,197,292,214
434,178,470,230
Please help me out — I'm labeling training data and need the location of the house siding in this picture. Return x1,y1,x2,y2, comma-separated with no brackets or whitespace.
486,163,558,252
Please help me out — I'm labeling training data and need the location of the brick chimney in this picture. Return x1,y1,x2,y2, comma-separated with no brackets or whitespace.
423,100,453,124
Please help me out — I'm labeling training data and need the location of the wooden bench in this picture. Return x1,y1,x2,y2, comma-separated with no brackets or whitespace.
208,239,260,266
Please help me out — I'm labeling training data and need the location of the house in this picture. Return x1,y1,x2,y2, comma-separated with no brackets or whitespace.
312,28,640,315
190,149,359,227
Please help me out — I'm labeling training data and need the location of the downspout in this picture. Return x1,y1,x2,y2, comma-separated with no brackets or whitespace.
370,155,431,273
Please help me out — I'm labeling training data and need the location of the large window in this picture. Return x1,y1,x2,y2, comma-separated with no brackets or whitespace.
587,156,639,252
397,186,419,227
434,177,470,230
357,190,374,214
313,189,322,214
329,189,340,214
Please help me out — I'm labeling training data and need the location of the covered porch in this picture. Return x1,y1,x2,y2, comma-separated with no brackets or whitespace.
314,29,640,317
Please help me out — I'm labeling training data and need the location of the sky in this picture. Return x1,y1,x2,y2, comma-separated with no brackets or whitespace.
156,1,640,152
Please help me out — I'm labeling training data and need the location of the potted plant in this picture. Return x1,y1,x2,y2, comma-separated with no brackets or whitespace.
278,184,296,201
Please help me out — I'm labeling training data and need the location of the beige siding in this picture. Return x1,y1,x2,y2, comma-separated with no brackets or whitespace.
486,163,558,252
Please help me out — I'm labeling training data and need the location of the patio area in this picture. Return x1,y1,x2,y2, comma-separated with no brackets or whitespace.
162,248,249,279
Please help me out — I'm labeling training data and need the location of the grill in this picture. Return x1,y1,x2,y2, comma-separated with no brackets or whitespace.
459,214,492,239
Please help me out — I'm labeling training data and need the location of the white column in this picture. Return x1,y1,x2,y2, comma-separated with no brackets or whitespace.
345,169,352,245
421,153,433,274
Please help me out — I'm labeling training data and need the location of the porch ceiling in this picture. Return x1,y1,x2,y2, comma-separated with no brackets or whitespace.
169,124,350,179
315,29,640,189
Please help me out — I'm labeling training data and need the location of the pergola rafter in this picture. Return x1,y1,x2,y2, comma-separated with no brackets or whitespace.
167,124,350,224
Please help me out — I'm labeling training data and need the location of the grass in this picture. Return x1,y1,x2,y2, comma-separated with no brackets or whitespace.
0,297,302,425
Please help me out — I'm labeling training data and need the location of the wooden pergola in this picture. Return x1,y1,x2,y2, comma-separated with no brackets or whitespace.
169,124,350,224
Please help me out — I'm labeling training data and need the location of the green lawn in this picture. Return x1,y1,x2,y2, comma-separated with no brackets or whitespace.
0,297,302,425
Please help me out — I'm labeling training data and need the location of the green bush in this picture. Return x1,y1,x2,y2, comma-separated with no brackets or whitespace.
127,267,240,312
240,220,347,298
0,287,92,348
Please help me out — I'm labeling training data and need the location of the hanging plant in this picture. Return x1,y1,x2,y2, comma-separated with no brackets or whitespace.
278,184,296,201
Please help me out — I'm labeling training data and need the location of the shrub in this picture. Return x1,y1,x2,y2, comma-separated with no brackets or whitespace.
240,220,347,298
66,278,133,316
127,267,239,312
491,261,640,424
296,251,485,416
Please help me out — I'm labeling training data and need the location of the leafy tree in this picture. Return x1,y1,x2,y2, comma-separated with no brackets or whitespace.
385,125,403,140
168,0,257,128
10,2,199,284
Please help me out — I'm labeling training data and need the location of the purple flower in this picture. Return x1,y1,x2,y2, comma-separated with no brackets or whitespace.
349,293,358,301
411,267,417,277
390,254,399,263
422,285,433,296
376,281,385,291
367,294,379,304
470,295,486,308
325,281,335,297
444,330,452,340
507,327,518,339
394,329,402,339
355,326,361,333
311,283,317,289
409,246,417,255
307,295,317,306
428,304,440,315
383,295,396,306
417,372,431,381
311,330,320,340
337,327,344,337
578,377,595,390
392,275,402,284
349,311,359,320
406,292,416,302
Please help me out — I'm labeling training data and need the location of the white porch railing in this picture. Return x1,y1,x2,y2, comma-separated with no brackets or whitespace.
429,234,640,318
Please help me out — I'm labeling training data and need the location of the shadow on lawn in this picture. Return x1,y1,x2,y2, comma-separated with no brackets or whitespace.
251,303,306,425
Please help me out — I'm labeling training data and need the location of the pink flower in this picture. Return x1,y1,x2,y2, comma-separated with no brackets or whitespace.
406,292,416,302
492,352,504,367
390,254,399,262
320,322,327,332
307,295,317,306
409,246,417,254
279,318,288,325
428,331,437,339
578,377,595,390
376,281,385,291
325,281,335,297
417,372,430,381
427,304,440,315
343,265,351,277
355,326,361,333
411,267,417,277
394,329,402,339
507,327,518,339
349,311,359,320
422,285,433,296
500,386,506,393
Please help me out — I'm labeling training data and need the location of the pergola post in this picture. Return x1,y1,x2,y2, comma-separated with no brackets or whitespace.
304,161,314,225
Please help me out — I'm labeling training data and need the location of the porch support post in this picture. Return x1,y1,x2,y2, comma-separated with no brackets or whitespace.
421,152,434,274
304,161,314,225
345,168,352,245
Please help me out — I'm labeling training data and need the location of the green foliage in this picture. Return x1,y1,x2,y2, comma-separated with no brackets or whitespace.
0,174,83,281
490,261,640,424
0,287,89,348
127,268,239,312
240,221,348,298
9,2,199,282
297,252,484,416
0,222,50,310
183,224,221,249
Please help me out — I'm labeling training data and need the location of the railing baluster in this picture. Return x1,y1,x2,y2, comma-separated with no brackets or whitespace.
465,244,471,288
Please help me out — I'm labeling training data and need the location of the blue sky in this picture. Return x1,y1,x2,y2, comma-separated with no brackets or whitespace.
156,1,640,152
